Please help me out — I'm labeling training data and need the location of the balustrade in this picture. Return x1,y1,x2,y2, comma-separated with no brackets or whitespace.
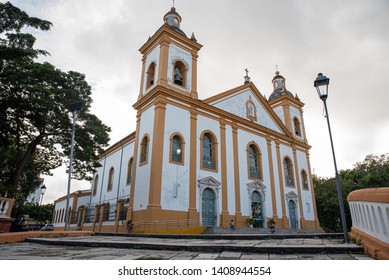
347,188,389,259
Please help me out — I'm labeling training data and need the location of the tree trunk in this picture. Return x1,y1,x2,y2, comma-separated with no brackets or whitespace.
11,135,42,188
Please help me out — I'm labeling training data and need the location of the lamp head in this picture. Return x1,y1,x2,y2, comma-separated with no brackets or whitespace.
41,184,47,195
314,73,330,100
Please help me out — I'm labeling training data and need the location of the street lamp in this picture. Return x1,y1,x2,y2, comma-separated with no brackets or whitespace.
314,73,349,243
40,185,47,205
64,101,83,231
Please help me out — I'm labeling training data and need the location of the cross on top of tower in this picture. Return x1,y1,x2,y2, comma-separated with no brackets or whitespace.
244,68,251,84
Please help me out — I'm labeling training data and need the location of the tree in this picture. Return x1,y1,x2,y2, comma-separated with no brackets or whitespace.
314,153,389,232
0,2,110,198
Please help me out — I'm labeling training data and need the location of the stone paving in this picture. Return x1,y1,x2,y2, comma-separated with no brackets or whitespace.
0,234,374,260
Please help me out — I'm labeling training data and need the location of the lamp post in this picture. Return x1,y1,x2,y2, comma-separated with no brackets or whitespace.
314,73,348,243
40,185,47,206
64,101,83,231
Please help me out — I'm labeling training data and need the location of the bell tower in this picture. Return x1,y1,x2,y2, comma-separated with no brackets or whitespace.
138,7,202,100
268,70,308,143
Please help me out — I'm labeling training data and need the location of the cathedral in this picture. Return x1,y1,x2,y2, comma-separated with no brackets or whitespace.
52,7,320,233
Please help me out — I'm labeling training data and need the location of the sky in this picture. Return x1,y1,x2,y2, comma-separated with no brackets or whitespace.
5,0,389,204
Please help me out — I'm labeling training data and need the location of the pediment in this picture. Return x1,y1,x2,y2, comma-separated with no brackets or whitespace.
198,176,221,187
285,191,298,200
203,83,289,135
247,180,267,191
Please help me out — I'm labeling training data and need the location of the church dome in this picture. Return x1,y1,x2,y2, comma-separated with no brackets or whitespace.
268,70,294,101
163,7,187,37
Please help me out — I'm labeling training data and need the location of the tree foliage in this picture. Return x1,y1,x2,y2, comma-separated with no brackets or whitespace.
0,2,110,199
314,153,389,232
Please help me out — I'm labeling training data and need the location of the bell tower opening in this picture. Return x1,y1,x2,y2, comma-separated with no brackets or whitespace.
146,62,156,90
173,60,187,87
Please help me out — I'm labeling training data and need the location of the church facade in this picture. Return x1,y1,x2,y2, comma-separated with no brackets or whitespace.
52,7,320,233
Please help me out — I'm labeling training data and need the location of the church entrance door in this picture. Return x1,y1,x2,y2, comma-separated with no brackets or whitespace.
202,188,216,227
251,191,263,228
289,200,297,229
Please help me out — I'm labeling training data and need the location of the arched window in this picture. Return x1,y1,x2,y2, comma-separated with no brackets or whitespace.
201,132,217,170
301,170,309,190
140,135,149,165
283,157,294,186
107,167,114,191
173,60,187,87
146,62,156,89
126,158,133,185
247,144,262,180
293,117,301,137
170,134,184,163
93,174,99,196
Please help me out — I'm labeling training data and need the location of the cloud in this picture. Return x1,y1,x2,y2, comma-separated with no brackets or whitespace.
7,0,389,202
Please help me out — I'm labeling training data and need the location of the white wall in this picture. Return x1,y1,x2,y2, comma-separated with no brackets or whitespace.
161,104,191,211
209,89,282,133
133,106,154,211
196,114,222,213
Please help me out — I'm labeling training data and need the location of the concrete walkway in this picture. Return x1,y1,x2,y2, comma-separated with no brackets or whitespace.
0,232,374,260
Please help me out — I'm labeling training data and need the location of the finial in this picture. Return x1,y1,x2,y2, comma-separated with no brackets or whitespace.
191,32,197,41
244,68,251,84
173,0,175,8
275,64,279,75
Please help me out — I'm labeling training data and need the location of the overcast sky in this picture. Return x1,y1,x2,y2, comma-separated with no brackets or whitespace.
6,0,389,204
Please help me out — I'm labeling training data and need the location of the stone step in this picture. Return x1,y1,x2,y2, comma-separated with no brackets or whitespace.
26,234,364,255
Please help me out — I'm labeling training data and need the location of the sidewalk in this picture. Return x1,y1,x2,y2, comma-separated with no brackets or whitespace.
0,231,373,260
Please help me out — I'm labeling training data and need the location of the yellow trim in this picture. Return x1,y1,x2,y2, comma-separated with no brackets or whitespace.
282,102,292,133
138,57,146,99
275,141,288,227
139,25,202,56
219,120,229,226
191,53,199,99
266,137,278,220
232,123,242,216
148,98,167,209
133,85,310,151
157,38,170,88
